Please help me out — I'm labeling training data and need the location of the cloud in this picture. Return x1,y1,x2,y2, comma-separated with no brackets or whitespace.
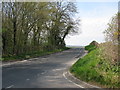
65,2,117,46
65,17,113,46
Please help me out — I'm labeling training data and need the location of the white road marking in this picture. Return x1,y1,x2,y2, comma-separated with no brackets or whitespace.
2,60,28,66
41,71,46,75
6,85,14,88
41,72,44,74
2,57,40,67
52,68,66,71
68,71,101,89
20,60,27,62
63,72,84,88
26,78,30,81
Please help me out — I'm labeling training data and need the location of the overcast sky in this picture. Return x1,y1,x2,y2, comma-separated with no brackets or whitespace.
65,2,118,46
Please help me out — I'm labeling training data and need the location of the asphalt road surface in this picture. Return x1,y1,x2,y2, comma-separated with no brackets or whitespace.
2,48,86,88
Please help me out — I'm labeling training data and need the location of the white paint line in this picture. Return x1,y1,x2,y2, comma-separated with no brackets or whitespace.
2,57,43,66
41,72,44,74
63,72,84,88
20,60,27,62
41,71,46,75
6,85,14,88
2,60,28,66
68,71,101,88
26,78,30,81
52,68,66,71
2,57,39,67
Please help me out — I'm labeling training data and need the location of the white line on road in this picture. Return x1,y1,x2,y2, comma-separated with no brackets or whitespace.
67,71,101,89
41,72,45,74
52,68,66,71
20,60,27,62
2,60,28,67
6,85,14,88
63,72,84,88
26,78,30,81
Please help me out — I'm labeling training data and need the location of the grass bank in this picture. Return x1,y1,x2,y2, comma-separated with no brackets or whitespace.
70,45,119,88
2,47,70,61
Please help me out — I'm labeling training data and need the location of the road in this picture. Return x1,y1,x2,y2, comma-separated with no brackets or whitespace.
2,48,86,88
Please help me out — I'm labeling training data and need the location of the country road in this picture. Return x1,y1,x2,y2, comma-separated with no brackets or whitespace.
2,48,86,88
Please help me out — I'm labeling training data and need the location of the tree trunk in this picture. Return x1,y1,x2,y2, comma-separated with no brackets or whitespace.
13,18,17,55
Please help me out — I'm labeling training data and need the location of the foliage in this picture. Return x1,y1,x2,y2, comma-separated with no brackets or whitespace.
85,41,98,52
70,48,120,88
85,44,96,52
70,11,119,89
99,42,118,65
2,47,70,61
101,14,119,64
104,14,118,44
2,2,79,59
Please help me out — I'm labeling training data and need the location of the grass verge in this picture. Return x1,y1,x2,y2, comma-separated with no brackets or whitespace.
70,45,119,88
85,44,96,52
2,47,70,61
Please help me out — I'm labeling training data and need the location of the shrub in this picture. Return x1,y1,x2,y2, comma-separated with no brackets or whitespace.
85,41,99,52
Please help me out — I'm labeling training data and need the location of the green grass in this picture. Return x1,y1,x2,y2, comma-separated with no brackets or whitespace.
2,47,70,61
70,45,119,88
85,44,96,52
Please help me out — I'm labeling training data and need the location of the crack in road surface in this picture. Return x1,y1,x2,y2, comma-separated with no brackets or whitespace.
3,48,86,88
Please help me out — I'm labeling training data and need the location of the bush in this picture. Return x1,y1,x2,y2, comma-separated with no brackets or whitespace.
70,47,120,88
85,41,99,52
85,44,96,52
99,42,118,64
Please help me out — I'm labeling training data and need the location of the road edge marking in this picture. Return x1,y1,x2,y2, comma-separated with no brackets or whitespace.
6,85,14,88
63,72,84,88
68,71,101,89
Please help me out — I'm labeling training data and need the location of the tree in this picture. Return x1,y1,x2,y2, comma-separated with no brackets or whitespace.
2,2,79,57
46,1,79,49
101,14,119,63
104,14,118,44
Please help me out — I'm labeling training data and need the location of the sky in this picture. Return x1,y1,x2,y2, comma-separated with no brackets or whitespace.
65,2,118,46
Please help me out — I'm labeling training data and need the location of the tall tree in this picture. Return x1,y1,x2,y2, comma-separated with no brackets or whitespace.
2,2,79,57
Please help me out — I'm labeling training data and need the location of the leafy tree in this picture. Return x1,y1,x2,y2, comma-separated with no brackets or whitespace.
2,2,79,57
100,14,119,64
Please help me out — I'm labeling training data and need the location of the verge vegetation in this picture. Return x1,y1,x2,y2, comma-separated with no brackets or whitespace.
70,44,119,88
70,13,119,88
2,47,69,61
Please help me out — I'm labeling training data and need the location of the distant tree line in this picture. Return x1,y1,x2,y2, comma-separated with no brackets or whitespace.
2,2,79,56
